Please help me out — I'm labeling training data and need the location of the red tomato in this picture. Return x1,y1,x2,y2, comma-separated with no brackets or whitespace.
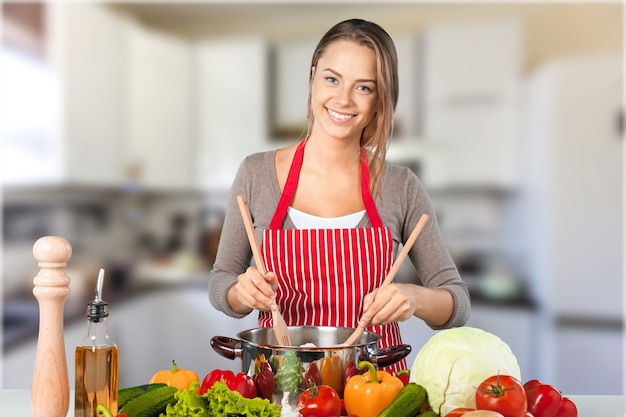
296,383,342,417
476,374,527,417
445,407,476,416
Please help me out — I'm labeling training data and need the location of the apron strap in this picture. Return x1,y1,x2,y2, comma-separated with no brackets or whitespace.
360,149,383,228
269,140,306,229
269,139,383,229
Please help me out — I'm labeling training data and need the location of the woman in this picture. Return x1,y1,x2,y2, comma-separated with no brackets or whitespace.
208,18,470,373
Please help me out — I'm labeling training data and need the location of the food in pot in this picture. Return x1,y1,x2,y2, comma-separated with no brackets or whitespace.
272,351,303,400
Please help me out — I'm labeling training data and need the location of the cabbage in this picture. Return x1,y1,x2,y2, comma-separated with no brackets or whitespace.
410,326,521,416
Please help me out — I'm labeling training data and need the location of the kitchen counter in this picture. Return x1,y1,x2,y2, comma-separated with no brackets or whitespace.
2,390,624,416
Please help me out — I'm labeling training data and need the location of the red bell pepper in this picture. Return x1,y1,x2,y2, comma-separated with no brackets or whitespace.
254,360,276,400
523,379,577,417
304,361,323,389
396,369,410,386
200,369,257,399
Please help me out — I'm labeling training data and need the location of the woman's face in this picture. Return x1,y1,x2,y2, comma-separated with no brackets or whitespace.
310,40,378,143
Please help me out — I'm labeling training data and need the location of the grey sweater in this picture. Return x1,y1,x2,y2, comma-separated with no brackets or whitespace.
208,150,470,330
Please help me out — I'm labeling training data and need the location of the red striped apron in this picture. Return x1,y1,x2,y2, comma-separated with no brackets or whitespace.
259,140,406,372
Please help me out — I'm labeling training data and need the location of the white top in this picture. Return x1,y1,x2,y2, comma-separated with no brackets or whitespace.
288,207,366,229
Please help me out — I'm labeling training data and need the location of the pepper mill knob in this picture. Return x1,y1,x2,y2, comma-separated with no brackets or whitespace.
31,236,72,417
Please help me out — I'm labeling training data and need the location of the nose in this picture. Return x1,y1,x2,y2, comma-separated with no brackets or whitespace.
334,84,352,106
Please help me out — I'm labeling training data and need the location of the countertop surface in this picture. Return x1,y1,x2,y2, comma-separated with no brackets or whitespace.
3,390,624,416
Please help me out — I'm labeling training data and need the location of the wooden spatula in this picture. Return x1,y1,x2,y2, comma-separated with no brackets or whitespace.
237,195,292,347
342,213,429,346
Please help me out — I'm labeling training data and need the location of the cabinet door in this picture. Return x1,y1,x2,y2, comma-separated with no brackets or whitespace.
422,20,522,189
196,38,268,191
271,38,317,139
126,25,193,191
53,3,128,186
393,35,421,139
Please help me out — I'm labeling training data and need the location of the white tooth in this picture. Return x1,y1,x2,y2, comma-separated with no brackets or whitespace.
329,109,351,120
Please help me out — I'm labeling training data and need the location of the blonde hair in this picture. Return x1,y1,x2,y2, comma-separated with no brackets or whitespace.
306,18,399,195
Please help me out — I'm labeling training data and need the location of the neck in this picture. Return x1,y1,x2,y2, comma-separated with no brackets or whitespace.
304,135,361,171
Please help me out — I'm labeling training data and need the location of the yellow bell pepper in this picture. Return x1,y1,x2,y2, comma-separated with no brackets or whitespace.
149,359,199,391
344,361,404,417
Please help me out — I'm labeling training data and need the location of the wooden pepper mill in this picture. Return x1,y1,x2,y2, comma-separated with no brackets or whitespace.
31,236,72,417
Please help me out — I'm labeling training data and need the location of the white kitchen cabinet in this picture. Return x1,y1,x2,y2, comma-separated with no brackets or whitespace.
126,25,194,191
196,38,269,191
552,323,622,395
4,3,194,190
421,19,523,189
48,3,129,186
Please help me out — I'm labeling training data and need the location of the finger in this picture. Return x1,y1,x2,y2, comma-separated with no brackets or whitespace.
233,282,267,311
367,286,411,326
247,267,276,298
263,271,279,293
361,289,377,312
238,270,275,310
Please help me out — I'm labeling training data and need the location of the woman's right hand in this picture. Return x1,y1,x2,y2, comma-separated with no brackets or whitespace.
228,267,278,314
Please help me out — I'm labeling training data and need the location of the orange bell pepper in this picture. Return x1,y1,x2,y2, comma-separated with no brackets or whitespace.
149,359,199,391
321,353,344,394
343,361,404,417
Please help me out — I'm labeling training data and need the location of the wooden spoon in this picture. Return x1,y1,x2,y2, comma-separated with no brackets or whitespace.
343,213,430,346
236,195,292,346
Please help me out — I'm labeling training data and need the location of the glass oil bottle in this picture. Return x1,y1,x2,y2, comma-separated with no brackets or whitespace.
75,268,119,417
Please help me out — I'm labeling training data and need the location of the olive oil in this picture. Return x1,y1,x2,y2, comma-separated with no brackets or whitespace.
75,269,118,417
74,345,119,417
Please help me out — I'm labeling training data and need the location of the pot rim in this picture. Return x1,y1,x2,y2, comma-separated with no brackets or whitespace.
235,325,379,349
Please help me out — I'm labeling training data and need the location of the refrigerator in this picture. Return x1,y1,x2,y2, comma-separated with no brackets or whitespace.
504,52,623,394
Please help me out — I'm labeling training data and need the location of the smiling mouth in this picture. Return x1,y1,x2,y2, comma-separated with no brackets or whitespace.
326,107,355,122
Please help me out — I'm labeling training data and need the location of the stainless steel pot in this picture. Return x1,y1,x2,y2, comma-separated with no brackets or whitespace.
211,326,411,403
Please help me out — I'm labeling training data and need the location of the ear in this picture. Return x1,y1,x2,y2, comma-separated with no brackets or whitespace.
310,66,316,78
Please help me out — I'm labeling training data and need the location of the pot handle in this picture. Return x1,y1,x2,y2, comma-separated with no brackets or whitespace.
370,344,412,368
210,336,243,360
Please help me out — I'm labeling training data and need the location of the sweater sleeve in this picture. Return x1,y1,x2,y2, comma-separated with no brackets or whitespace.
378,165,471,330
207,151,280,319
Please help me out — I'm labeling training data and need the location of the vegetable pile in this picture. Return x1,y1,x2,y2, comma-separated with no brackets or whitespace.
442,375,578,417
112,326,578,417
407,327,578,417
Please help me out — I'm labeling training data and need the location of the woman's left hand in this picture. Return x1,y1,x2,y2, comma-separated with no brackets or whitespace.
360,284,416,327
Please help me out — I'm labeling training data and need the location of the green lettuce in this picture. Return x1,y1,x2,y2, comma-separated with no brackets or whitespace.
162,381,280,417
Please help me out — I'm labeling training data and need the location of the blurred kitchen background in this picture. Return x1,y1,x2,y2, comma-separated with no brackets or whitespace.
1,2,623,395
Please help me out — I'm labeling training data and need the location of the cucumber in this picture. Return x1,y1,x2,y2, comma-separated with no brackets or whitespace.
376,382,427,417
418,411,439,417
119,385,177,417
118,383,168,410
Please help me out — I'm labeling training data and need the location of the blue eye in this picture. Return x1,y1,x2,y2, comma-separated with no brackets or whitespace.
325,76,338,84
357,85,374,93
